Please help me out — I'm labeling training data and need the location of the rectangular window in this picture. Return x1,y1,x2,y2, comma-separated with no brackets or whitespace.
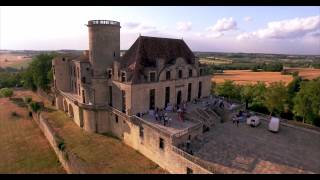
115,114,118,123
189,69,192,77
121,72,126,82
149,89,155,110
159,138,164,150
150,72,156,82
109,86,113,107
122,90,126,113
198,81,202,98
166,71,171,80
178,69,183,79
188,83,192,102
165,87,170,107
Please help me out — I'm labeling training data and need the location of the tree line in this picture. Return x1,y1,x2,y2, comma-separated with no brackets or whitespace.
213,76,320,127
0,53,56,93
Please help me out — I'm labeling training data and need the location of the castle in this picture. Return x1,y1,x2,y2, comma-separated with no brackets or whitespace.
53,20,219,174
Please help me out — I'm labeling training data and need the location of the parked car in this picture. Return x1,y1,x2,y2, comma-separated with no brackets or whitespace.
269,117,280,132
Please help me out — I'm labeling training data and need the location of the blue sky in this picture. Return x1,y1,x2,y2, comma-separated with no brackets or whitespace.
0,6,319,55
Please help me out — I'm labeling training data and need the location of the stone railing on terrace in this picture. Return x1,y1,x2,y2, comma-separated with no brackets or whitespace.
130,115,174,139
172,122,203,139
170,145,217,174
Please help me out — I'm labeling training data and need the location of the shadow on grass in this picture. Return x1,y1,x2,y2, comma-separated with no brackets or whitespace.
43,106,57,113
9,97,27,108
101,132,121,141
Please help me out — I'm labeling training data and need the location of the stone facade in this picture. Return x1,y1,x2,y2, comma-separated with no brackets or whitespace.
52,20,214,173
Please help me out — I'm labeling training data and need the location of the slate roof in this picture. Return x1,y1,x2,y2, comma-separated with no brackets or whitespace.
118,36,195,83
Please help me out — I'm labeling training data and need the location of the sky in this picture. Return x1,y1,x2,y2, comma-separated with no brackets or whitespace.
0,6,319,55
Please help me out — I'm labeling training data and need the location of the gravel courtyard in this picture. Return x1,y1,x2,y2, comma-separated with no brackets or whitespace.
191,119,320,174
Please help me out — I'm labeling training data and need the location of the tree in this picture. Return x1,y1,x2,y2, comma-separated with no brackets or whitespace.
22,53,56,91
214,80,241,100
287,76,302,108
293,79,320,125
240,84,254,109
264,82,288,116
0,88,13,97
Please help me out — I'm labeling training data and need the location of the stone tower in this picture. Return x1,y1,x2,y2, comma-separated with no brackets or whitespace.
86,20,121,105
87,20,121,77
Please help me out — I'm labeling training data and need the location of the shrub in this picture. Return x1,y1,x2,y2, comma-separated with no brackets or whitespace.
55,135,66,151
29,102,41,112
11,111,18,117
24,97,32,104
0,88,13,97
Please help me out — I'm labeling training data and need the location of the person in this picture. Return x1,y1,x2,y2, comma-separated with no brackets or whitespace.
178,108,183,122
186,136,191,150
236,118,239,127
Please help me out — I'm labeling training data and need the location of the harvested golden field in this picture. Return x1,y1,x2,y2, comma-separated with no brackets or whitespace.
0,53,32,68
213,70,293,86
0,93,65,173
284,68,320,80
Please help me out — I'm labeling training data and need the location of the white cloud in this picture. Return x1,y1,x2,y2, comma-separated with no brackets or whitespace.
207,32,224,38
244,16,252,22
236,32,252,40
123,22,140,29
176,21,192,32
207,17,237,32
254,15,320,39
236,15,320,41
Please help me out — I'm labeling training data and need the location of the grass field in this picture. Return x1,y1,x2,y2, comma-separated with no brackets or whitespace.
12,90,166,174
42,110,166,174
0,95,65,173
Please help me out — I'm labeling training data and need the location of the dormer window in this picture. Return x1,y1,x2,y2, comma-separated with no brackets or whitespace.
121,72,126,82
149,72,156,82
178,69,183,79
166,71,171,80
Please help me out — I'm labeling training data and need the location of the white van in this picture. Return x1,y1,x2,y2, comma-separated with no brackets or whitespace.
247,116,260,127
269,117,280,132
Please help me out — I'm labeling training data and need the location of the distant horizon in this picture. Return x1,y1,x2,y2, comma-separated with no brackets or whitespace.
1,6,320,55
1,48,319,56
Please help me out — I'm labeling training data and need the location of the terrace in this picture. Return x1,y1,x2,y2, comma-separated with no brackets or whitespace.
137,96,242,137
189,115,320,173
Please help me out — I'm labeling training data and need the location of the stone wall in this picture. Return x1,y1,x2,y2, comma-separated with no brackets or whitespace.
107,109,213,174
31,112,88,174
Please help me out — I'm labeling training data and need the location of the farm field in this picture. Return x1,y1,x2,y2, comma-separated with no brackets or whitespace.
213,68,320,86
0,53,33,69
0,93,65,173
284,68,320,80
213,70,293,86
